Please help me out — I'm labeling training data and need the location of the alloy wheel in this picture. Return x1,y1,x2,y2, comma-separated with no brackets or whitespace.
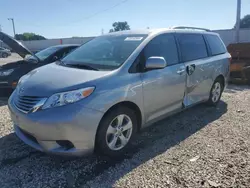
212,82,221,103
106,114,133,151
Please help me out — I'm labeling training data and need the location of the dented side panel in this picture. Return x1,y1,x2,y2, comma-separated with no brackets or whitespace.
183,57,214,106
183,53,230,107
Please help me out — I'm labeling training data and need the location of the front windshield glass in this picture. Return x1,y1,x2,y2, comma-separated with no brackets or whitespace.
62,34,147,70
27,46,60,61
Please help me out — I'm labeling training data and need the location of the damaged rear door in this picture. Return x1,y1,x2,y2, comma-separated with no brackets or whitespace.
176,33,212,106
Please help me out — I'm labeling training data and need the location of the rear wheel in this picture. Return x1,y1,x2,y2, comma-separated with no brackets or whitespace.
207,78,223,106
96,106,137,157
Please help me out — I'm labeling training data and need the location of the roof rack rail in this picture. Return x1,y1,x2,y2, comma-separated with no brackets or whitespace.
171,26,211,32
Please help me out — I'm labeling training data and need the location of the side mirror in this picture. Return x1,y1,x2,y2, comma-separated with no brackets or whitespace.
145,56,167,70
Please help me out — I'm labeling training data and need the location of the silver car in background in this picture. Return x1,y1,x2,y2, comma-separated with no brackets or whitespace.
0,47,11,58
8,27,231,157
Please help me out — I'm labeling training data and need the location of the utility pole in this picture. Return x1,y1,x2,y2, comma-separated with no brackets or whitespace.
235,0,241,43
8,18,16,38
0,25,2,32
101,28,104,35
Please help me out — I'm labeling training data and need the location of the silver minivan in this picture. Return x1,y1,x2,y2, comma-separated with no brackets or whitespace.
8,27,231,157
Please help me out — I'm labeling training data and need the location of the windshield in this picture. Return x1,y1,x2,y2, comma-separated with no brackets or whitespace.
62,34,147,70
28,46,61,61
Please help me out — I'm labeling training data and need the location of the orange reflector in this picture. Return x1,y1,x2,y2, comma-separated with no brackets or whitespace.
82,88,94,97
12,82,17,87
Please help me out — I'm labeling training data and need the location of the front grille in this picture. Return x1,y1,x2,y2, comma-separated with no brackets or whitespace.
0,81,9,87
14,95,44,113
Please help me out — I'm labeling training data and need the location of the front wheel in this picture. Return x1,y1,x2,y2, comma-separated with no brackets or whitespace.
207,78,223,106
96,106,137,157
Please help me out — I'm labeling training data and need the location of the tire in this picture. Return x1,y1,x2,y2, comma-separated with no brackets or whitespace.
207,78,223,106
96,106,138,157
2,53,8,58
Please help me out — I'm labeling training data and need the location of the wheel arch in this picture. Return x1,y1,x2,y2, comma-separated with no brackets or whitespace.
94,101,142,149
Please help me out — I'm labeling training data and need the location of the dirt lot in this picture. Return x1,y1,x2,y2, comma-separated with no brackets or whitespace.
0,84,249,188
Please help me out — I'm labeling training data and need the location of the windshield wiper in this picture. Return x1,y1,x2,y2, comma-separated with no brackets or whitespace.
65,63,99,71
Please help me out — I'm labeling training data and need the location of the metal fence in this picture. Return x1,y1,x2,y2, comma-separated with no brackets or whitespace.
214,28,250,46
21,37,95,52
1,28,250,52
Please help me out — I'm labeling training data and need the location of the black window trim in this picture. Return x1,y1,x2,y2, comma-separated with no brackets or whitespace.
176,33,209,63
129,33,181,73
202,34,211,57
173,33,182,64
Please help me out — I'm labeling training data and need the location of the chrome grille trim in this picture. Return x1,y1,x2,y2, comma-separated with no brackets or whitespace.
14,95,47,114
13,102,30,114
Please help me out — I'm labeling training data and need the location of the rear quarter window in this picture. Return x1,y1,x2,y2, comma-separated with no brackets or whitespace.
176,34,208,62
205,34,226,56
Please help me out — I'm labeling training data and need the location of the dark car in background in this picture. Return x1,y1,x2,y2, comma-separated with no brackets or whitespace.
0,47,11,58
0,32,79,96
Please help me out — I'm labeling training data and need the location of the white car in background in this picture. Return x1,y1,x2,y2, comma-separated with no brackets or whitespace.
0,47,11,58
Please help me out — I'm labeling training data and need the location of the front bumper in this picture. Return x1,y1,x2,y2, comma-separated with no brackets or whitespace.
8,92,104,156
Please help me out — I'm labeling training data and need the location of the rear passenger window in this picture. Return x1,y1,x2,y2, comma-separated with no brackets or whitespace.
144,34,179,66
177,34,208,62
205,35,226,56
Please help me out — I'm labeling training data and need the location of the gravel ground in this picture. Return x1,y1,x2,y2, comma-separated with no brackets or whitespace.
0,85,249,188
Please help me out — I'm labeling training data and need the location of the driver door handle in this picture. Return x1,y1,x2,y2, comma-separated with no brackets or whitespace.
177,69,185,74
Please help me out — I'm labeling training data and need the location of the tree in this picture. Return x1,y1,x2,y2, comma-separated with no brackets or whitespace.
109,21,130,33
234,14,250,29
15,32,46,41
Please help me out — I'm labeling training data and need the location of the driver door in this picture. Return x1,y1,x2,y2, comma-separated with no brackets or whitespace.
141,34,186,123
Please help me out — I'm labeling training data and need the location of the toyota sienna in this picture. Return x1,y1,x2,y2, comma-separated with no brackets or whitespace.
8,27,231,157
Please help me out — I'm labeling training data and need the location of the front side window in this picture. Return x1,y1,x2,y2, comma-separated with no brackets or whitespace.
205,35,226,56
53,47,76,60
177,34,208,62
33,46,61,61
144,34,179,66
62,34,147,70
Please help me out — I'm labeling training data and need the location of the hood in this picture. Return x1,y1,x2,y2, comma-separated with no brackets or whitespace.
18,63,111,97
0,31,39,60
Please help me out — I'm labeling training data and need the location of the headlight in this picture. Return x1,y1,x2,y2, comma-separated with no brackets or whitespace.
42,87,95,109
0,69,14,76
